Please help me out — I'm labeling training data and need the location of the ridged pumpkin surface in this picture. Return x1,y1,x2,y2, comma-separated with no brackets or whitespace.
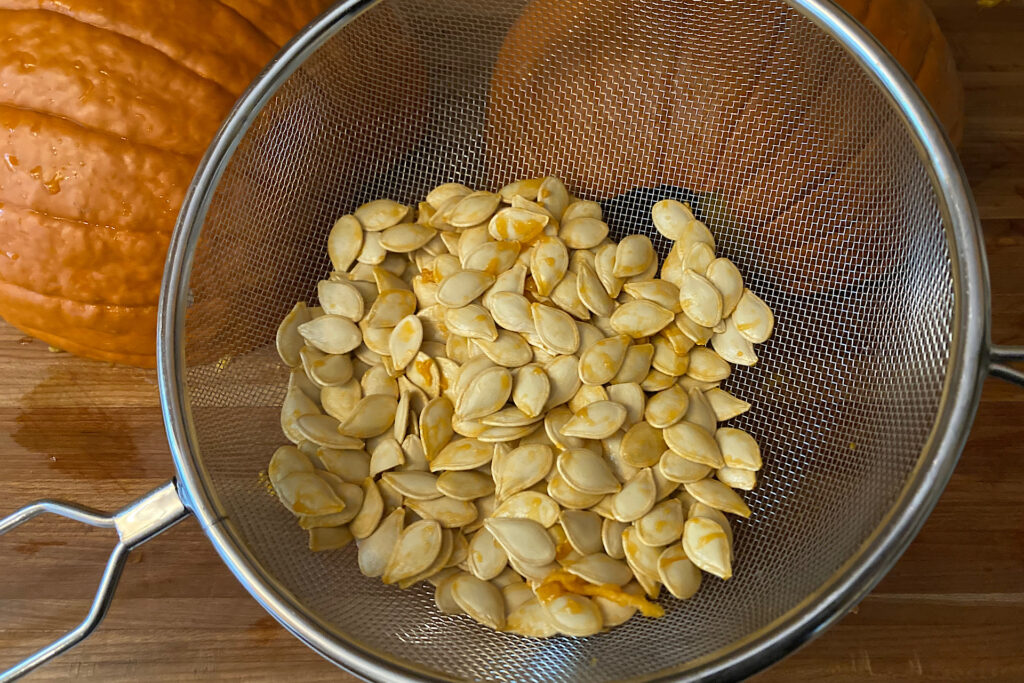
0,0,332,366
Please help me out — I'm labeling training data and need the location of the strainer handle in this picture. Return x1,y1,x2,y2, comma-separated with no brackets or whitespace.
0,481,188,682
990,345,1024,387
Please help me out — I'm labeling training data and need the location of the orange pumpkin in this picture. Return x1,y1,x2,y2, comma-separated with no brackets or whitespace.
0,0,334,367
488,0,963,294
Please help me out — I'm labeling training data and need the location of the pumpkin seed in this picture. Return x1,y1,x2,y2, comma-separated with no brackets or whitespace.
606,383,644,426
434,571,464,614
548,269,590,320
464,240,520,276
480,407,543,427
442,304,497,342
651,200,714,251
511,364,550,418
621,525,663,597
489,206,549,243
577,334,629,386
466,527,509,581
339,394,397,438
297,315,362,355
379,222,437,253
610,300,674,338
675,312,713,346
705,257,744,316
557,449,621,495
448,191,501,228
682,386,718,435
401,434,429,472
687,347,732,383
357,231,387,265
635,499,683,547
493,444,554,500
382,471,441,501
715,428,762,471
679,270,723,329
499,177,544,202
501,581,534,613
456,365,513,420
317,447,370,483
485,291,535,334
621,279,680,313
601,518,628,559
560,401,627,440
406,495,479,528
296,414,363,450
619,422,666,468
613,235,656,278
705,388,751,422
663,420,724,468
290,365,322,404
431,438,493,472
717,466,757,491
437,470,494,501
328,215,363,272
732,288,774,343
644,384,689,429
651,464,681,501
681,242,714,274
320,380,362,423
420,396,454,461
559,510,603,556
594,243,624,298
537,176,569,220
612,343,654,384
349,478,385,539
640,369,676,392
530,235,569,297
537,590,603,637
369,437,405,476
306,352,353,388
412,275,439,308
660,243,685,288
710,316,757,366
355,199,410,231
359,365,398,399
365,289,417,328
659,450,713,484
559,217,608,250
547,473,605,509
684,479,751,518
542,355,581,411
450,573,506,630
562,200,602,223
651,336,690,376
575,260,616,318
269,445,313,482
529,303,578,356
399,527,456,588
492,491,561,527
281,383,320,444
436,269,496,308
482,263,528,308
358,322,393,358
682,516,731,580
506,598,558,638
485,517,556,566
384,315,421,372
611,468,656,522
657,544,702,599
358,508,405,577
564,553,633,587
427,182,473,209
474,329,533,368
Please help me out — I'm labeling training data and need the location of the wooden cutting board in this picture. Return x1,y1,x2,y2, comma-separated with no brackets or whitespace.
2,0,1023,679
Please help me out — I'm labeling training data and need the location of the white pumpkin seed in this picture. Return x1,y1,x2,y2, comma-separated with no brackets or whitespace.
384,315,421,372
687,347,732,383
431,438,493,472
467,528,509,581
678,269,723,329
358,508,405,577
494,444,554,500
635,499,684,547
382,471,441,501
489,206,549,243
441,303,496,342
612,343,654,384
611,468,656,522
621,525,663,597
564,553,633,587
562,200,602,223
577,334,629,386
296,414,363,450
369,437,405,477
557,449,621,495
482,263,528,309
601,518,628,558
365,289,417,328
622,279,680,313
308,526,353,552
705,388,751,422
610,300,674,338
543,355,581,411
663,421,724,469
594,242,624,298
276,302,311,367
297,315,362,355
317,447,370,483
651,336,690,376
732,288,774,343
426,182,472,209
559,510,603,556
682,241,715,274
619,422,666,468
320,380,362,423
530,235,569,297
659,450,713,484
328,215,363,272
549,269,591,320
559,217,608,250
419,396,454,462
715,428,762,471
613,235,656,278
406,495,479,528
437,470,494,501
682,386,718,435
510,364,550,418
531,303,579,355
537,176,569,220
350,478,385,539
537,590,603,637
339,394,397,438
457,365,513,420
355,199,410,231
501,581,534,613
573,259,617,318
651,200,714,251
357,231,387,265
684,479,751,518
448,191,501,228
717,466,757,491
657,544,702,599
547,473,605,510
688,502,734,546
682,517,731,580
492,491,561,527
462,241,519,277
379,222,437,253
560,401,627,440
644,384,689,429
705,258,744,316
485,517,556,566
710,316,757,366
436,269,496,308
474,330,533,367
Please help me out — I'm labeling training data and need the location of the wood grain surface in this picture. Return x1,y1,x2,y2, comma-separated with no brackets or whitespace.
1,1,1023,680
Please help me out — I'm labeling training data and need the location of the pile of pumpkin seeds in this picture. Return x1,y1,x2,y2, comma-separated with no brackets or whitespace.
270,176,774,637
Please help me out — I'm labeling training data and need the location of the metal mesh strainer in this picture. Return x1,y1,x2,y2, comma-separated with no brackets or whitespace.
3,0,1015,681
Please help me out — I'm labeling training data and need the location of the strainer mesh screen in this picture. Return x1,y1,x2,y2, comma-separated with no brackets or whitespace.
179,0,953,680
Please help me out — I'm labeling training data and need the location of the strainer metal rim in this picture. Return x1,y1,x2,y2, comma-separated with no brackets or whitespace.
157,0,988,680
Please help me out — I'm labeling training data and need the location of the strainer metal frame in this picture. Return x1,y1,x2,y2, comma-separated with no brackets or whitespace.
1,0,1019,680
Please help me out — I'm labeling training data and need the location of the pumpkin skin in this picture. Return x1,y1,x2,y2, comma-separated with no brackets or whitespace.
488,0,964,294
0,0,334,367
